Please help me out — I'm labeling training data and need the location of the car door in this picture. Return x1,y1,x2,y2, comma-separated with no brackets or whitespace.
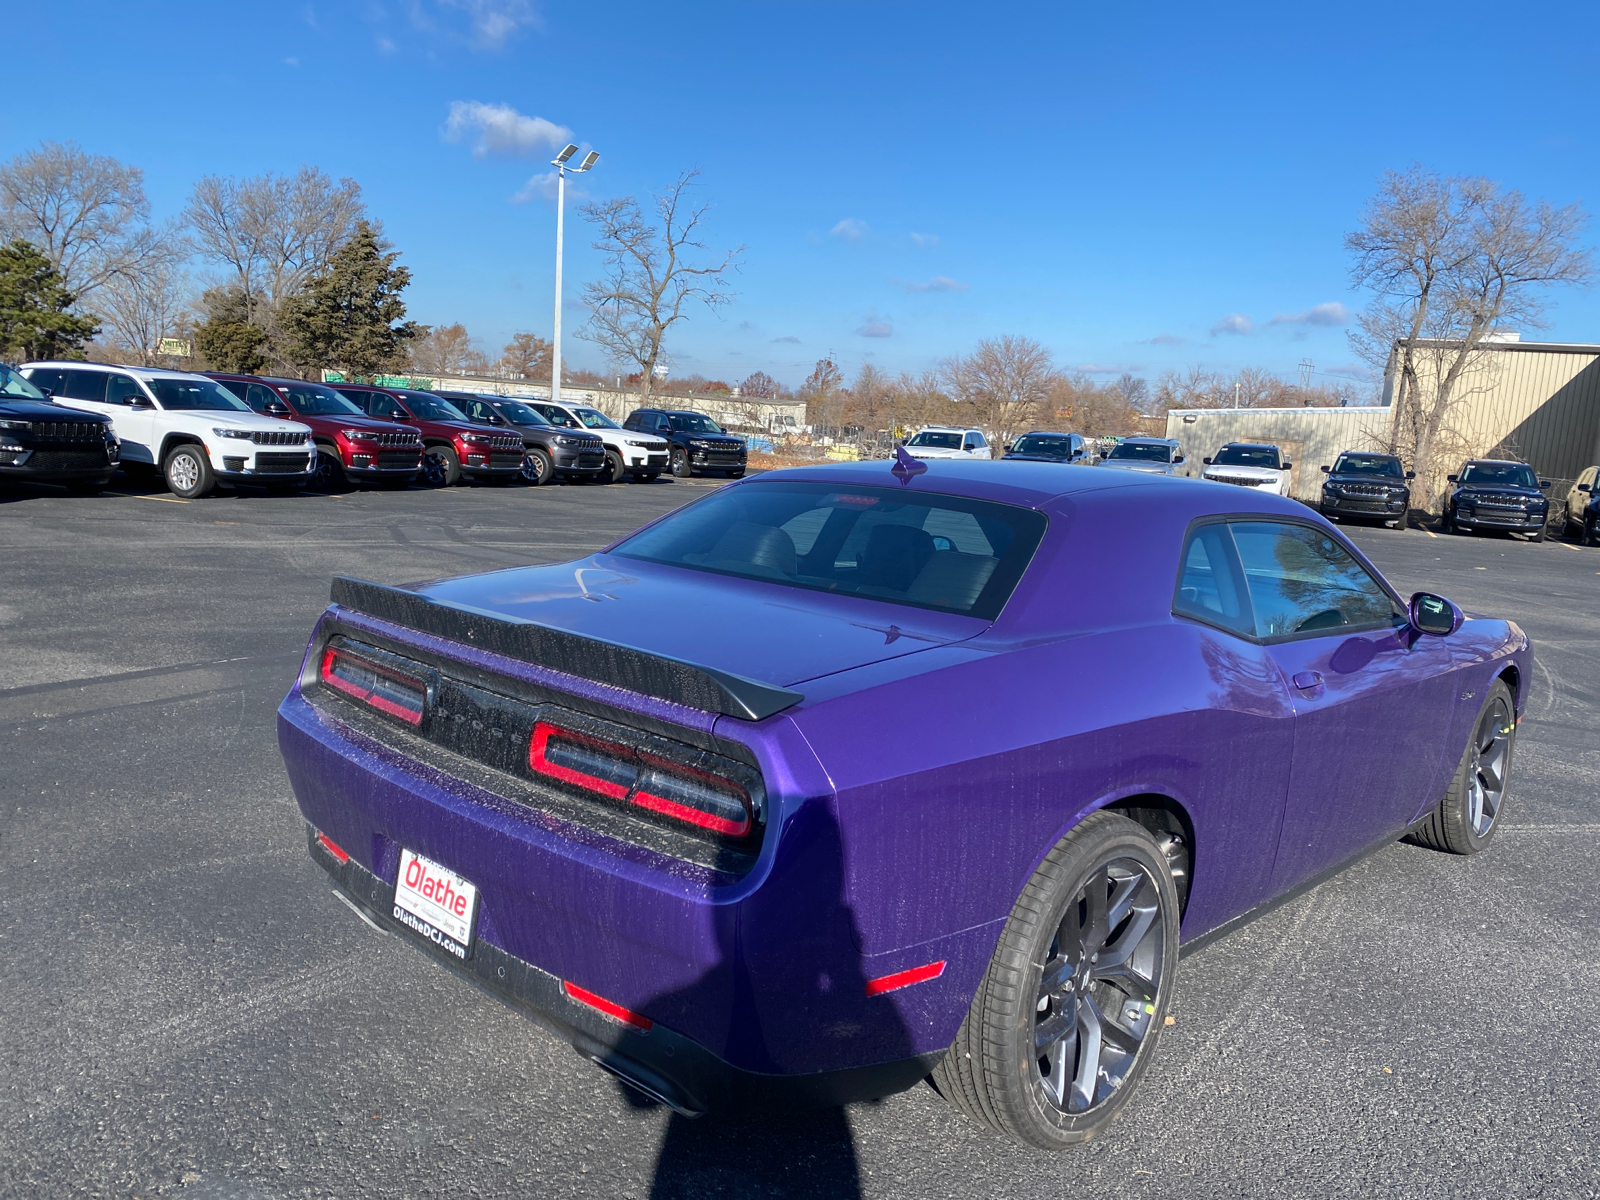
104,373,157,462
1226,520,1465,894
1569,467,1596,525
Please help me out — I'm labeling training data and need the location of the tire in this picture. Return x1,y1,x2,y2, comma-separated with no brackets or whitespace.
312,448,348,492
424,445,460,486
1530,522,1547,543
522,448,553,486
163,444,215,499
1408,680,1516,855
931,811,1180,1150
604,451,626,484
670,448,691,478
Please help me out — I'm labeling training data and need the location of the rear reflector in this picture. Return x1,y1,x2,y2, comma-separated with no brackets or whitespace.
865,960,946,997
529,720,753,839
316,831,351,864
563,980,653,1031
321,645,427,726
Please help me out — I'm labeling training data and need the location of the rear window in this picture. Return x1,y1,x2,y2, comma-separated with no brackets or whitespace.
611,481,1047,620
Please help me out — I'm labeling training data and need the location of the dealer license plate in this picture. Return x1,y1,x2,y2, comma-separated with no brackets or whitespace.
392,849,478,960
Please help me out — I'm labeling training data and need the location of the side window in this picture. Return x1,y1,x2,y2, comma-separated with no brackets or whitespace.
972,432,987,448
1173,525,1251,636
61,370,109,402
26,368,67,394
1231,522,1397,639
105,375,143,405
465,400,491,422
244,384,278,413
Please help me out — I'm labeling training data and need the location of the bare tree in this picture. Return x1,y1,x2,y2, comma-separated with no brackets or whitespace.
943,335,1055,451
579,170,742,403
96,236,192,366
738,370,778,398
1112,373,1149,409
0,141,164,300
186,165,364,366
410,322,473,375
501,332,552,380
1347,167,1592,510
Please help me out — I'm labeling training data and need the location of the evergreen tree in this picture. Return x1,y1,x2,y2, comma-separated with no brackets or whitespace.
0,239,98,361
281,220,418,379
194,285,268,374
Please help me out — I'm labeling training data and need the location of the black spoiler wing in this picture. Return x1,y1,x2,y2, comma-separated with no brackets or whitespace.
329,576,804,723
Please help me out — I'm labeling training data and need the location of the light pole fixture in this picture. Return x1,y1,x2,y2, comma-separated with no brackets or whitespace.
549,143,599,406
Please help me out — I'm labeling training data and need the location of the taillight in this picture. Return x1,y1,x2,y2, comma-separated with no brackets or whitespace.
320,645,427,726
529,720,753,838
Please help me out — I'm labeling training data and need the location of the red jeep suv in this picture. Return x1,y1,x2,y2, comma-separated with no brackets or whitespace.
333,384,524,485
208,374,423,489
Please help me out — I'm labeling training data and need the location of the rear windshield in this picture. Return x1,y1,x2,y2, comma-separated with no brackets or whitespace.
1212,446,1279,469
148,378,249,411
908,430,962,449
612,481,1048,620
281,383,363,416
1332,454,1402,477
1108,442,1171,463
1459,462,1537,489
1011,435,1076,456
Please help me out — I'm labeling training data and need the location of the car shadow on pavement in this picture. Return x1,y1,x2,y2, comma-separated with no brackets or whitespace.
619,800,915,1200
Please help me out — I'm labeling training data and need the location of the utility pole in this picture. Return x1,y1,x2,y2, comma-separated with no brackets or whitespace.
548,143,599,407
1233,381,1240,409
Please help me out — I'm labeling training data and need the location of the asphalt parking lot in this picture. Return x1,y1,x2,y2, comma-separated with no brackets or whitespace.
2,472,1597,1200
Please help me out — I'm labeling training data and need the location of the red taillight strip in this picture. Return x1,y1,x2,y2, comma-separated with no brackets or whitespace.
563,980,653,1031
631,788,749,838
528,722,631,800
320,647,425,726
316,831,351,864
865,960,946,997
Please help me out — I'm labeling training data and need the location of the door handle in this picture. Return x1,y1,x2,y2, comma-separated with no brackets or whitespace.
1292,671,1324,693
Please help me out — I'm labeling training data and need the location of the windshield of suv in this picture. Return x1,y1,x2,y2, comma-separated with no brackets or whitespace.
1107,442,1171,463
1460,462,1538,489
147,378,249,411
280,384,363,416
493,400,551,427
0,364,47,399
396,392,467,421
1332,454,1403,477
612,481,1048,621
907,431,963,450
573,406,619,429
668,413,724,434
1212,446,1280,469
1010,435,1076,457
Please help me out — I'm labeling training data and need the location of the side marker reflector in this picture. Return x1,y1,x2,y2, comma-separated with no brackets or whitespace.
563,980,654,1031
316,831,351,864
865,959,946,996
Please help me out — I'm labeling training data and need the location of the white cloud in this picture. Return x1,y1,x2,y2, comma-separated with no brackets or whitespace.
438,0,538,49
511,171,558,203
283,56,300,66
376,36,397,53
897,276,968,294
857,316,893,338
1210,313,1252,337
909,232,939,249
772,335,801,344
1140,333,1185,346
1268,302,1352,327
444,101,572,158
1070,363,1142,375
831,218,868,242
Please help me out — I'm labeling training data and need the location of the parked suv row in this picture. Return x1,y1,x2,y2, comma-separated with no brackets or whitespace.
433,391,607,485
624,408,747,478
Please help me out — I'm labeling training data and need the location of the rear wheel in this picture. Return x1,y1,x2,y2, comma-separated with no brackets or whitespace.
424,445,460,486
1408,680,1515,855
163,444,214,499
932,811,1179,1150
604,451,626,484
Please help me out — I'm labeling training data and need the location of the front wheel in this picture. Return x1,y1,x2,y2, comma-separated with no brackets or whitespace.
163,444,215,499
932,811,1179,1150
1408,680,1516,855
603,451,626,484
1530,522,1548,543
670,448,691,478
522,448,553,486
312,448,348,492
423,446,460,486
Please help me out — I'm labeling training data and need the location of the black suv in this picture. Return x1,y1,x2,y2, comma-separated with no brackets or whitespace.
1319,450,1414,527
1443,459,1552,540
0,363,119,491
623,408,746,478
435,392,607,486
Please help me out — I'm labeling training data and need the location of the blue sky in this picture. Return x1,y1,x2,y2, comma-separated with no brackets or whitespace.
7,1,1600,391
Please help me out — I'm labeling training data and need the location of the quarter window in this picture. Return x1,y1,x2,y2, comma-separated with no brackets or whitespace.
1230,522,1396,638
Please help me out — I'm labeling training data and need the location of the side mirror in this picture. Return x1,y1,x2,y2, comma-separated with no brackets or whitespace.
488,414,505,425
1320,464,1331,473
1003,443,1013,453
1539,479,1551,489
1282,460,1292,470
1406,470,1416,480
1173,455,1185,464
265,402,291,418
1447,474,1458,483
39,388,53,398
1580,483,1593,493
1203,456,1212,465
128,395,154,410
1408,591,1463,637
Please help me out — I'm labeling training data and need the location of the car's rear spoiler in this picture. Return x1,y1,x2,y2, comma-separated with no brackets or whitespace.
329,576,804,722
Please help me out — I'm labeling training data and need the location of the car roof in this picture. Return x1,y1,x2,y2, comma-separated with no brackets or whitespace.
1338,450,1398,458
916,425,981,432
1462,458,1526,467
1015,430,1077,438
1220,442,1279,450
24,360,216,383
1120,436,1177,445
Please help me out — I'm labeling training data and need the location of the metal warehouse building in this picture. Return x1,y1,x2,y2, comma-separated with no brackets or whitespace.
1164,338,1600,506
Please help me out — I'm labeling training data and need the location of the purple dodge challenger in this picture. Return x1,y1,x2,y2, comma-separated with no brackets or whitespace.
279,458,1530,1150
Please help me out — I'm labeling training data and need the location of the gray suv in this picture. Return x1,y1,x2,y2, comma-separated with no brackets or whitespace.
1098,436,1185,476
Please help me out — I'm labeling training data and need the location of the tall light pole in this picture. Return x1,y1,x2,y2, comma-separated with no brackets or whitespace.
549,143,599,406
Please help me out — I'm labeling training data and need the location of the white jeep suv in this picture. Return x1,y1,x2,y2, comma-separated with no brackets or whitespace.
21,362,315,498
1201,442,1292,496
902,426,991,460
527,399,671,483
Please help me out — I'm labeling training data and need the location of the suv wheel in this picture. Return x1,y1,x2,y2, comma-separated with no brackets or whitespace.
670,448,691,478
313,448,347,491
604,451,626,484
163,444,215,499
523,448,553,486
424,445,460,486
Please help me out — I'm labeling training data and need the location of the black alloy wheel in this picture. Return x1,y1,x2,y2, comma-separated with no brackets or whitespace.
1409,680,1516,855
423,446,460,486
604,450,626,484
933,812,1179,1150
313,448,348,492
670,448,691,478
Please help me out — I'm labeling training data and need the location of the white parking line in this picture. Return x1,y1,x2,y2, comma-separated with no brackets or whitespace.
132,494,187,504
1424,529,1437,538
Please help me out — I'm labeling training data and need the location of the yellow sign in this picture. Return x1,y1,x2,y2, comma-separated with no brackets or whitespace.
158,338,192,358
